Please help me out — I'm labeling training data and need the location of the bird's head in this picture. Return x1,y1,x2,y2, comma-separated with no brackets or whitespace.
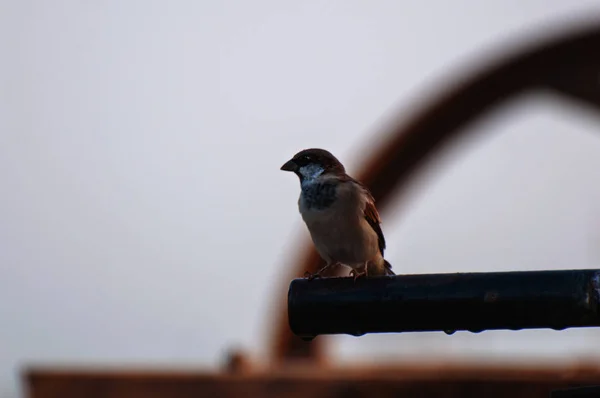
280,148,346,182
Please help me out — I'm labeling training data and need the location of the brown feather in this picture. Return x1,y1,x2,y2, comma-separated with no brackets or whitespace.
339,175,387,259
364,199,386,257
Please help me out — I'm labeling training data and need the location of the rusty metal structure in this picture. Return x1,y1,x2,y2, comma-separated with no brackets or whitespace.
25,20,600,398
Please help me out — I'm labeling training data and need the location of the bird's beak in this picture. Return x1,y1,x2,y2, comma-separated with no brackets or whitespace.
280,159,298,172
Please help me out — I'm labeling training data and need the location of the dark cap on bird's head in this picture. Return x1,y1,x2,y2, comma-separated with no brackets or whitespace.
280,148,345,176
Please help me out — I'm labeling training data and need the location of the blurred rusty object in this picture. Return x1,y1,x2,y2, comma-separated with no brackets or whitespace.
271,21,600,363
223,348,254,374
287,269,600,338
24,363,600,398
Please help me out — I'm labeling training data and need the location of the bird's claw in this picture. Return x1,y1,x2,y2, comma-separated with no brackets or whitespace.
349,269,366,282
304,271,322,280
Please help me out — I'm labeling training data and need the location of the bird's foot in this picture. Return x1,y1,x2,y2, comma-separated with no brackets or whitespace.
350,263,370,282
304,262,339,280
303,271,322,280
349,269,367,282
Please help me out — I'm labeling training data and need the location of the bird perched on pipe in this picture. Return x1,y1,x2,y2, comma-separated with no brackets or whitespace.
280,148,394,280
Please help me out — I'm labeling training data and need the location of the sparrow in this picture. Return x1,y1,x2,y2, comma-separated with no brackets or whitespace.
280,148,394,280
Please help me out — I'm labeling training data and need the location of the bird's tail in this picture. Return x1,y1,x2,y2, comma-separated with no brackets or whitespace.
383,259,395,276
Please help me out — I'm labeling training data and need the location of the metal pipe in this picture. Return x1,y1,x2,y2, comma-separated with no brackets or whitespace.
288,269,600,339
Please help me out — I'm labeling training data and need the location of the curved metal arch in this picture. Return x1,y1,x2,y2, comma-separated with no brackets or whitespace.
270,21,600,364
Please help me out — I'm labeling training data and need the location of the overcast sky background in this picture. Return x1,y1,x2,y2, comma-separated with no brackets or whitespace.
3,1,600,397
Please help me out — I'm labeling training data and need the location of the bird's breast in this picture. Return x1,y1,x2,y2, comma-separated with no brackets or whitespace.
299,181,337,210
298,181,379,265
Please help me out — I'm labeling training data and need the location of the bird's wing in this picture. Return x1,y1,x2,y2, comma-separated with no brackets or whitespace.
362,188,386,257
340,175,386,257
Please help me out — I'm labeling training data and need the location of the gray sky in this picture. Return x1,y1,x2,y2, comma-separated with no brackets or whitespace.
3,1,600,397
